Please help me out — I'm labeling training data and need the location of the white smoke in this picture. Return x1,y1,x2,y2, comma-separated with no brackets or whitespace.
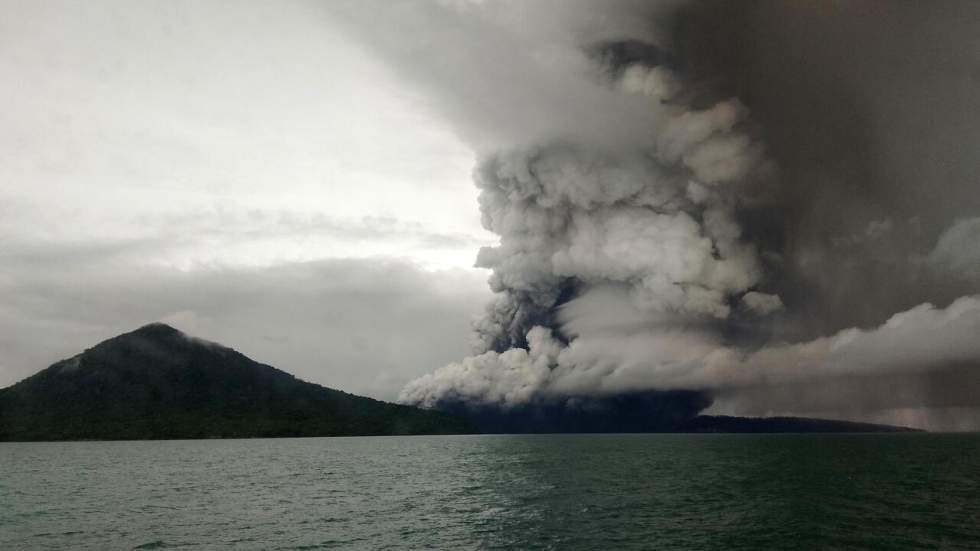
404,291,980,418
928,217,980,279
376,0,781,406
330,1,980,429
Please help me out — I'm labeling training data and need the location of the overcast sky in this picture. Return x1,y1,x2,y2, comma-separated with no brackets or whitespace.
0,0,495,398
5,1,980,431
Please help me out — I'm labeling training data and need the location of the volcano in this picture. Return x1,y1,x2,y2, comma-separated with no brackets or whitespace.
0,323,475,441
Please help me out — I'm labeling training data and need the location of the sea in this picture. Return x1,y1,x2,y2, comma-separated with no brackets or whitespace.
1,433,978,550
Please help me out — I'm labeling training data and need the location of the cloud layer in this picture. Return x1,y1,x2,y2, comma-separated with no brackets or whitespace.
0,248,490,399
6,1,980,431
327,1,980,430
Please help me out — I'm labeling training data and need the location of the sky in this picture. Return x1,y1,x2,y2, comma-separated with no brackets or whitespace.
0,0,494,399
3,0,980,431
324,0,980,431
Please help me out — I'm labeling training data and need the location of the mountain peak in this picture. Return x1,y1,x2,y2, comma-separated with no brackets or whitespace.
125,322,185,339
0,325,476,441
92,322,229,359
85,322,205,362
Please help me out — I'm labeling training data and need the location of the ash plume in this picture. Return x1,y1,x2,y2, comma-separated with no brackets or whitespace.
329,1,980,430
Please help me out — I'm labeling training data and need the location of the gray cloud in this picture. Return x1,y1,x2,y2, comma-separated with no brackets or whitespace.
0,248,490,400
6,1,980,431
324,0,688,153
928,217,980,280
674,0,980,336
328,1,980,430
0,1,495,402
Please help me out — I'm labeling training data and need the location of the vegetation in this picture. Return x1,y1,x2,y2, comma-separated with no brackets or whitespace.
0,323,476,441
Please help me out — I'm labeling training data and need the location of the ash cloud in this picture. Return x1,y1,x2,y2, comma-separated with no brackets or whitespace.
331,1,980,430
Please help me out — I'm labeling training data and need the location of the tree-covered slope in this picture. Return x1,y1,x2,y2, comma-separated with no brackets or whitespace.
0,323,476,441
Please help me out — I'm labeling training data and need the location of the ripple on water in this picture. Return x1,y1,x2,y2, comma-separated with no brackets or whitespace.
0,434,978,550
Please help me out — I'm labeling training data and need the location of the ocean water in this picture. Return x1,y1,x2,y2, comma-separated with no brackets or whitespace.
1,434,979,550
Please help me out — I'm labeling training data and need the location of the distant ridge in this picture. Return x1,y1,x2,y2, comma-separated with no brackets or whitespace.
436,397,921,434
0,323,475,441
681,415,922,433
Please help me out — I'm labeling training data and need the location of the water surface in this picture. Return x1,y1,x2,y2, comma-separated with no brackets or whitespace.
2,434,979,549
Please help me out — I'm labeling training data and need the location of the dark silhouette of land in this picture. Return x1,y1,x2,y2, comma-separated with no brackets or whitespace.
0,323,918,441
0,323,474,441
437,397,920,434
680,415,920,433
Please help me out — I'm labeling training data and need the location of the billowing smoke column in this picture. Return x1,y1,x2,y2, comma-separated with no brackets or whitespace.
471,107,778,352
399,37,781,420
331,1,980,430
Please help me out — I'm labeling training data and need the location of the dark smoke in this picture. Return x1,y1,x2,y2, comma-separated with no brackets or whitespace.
673,0,980,338
588,39,670,78
328,1,980,430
